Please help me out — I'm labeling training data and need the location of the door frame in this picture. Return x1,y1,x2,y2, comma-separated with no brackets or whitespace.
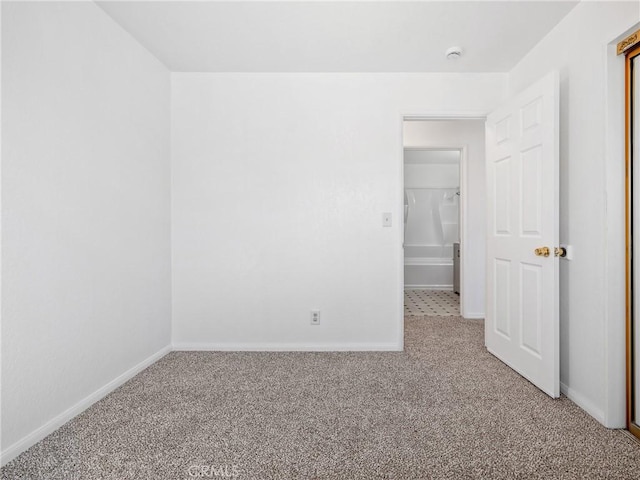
603,23,640,430
625,41,640,439
399,114,486,321
402,146,465,294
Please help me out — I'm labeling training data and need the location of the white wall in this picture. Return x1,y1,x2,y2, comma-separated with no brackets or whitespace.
2,1,171,461
404,163,459,189
403,121,486,318
171,73,505,349
508,1,640,427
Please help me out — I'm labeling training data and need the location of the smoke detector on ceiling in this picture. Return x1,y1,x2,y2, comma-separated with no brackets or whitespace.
446,46,463,60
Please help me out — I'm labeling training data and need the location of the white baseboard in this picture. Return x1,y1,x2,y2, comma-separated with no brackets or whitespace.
560,382,606,425
1,345,172,467
462,312,484,320
404,258,453,266
404,285,453,290
172,342,403,352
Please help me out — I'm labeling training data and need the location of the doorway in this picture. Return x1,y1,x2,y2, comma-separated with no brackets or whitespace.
401,118,486,320
403,147,461,316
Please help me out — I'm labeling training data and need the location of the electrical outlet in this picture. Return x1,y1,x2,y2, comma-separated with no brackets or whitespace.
310,310,321,325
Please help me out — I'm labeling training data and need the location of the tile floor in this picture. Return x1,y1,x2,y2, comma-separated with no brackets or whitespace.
404,289,460,316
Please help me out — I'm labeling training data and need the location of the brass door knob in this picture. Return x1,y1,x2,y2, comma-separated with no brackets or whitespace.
534,246,550,257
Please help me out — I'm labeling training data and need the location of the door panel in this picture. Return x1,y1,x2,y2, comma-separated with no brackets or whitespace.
521,146,542,236
486,71,560,398
494,157,512,234
520,262,542,356
494,258,511,338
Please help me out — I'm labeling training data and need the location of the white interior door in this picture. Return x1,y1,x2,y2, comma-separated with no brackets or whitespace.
485,71,560,398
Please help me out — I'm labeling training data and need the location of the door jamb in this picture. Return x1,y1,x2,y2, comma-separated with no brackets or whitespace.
400,114,486,324
403,145,465,304
625,42,640,438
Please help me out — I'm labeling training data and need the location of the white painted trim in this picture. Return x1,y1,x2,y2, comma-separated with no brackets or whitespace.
561,382,606,426
172,343,403,352
397,116,406,352
403,243,455,248
404,258,453,266
400,114,487,323
0,2,3,466
399,112,488,352
403,112,488,121
404,284,453,290
459,145,469,319
403,146,461,154
462,312,484,320
0,345,172,466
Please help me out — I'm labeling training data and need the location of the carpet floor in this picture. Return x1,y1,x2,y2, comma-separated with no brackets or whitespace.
3,316,640,479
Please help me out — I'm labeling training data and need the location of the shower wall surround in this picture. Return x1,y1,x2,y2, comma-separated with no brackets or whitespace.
404,187,459,250
404,153,460,289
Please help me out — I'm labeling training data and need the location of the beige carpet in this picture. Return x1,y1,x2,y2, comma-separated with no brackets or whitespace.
3,316,640,479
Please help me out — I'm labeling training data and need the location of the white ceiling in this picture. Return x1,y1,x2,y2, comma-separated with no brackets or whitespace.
96,0,579,72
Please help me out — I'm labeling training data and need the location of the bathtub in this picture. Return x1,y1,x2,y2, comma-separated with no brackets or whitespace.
404,245,453,289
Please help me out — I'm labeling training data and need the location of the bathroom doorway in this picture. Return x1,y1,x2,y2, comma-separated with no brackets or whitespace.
403,148,461,316
402,119,487,320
